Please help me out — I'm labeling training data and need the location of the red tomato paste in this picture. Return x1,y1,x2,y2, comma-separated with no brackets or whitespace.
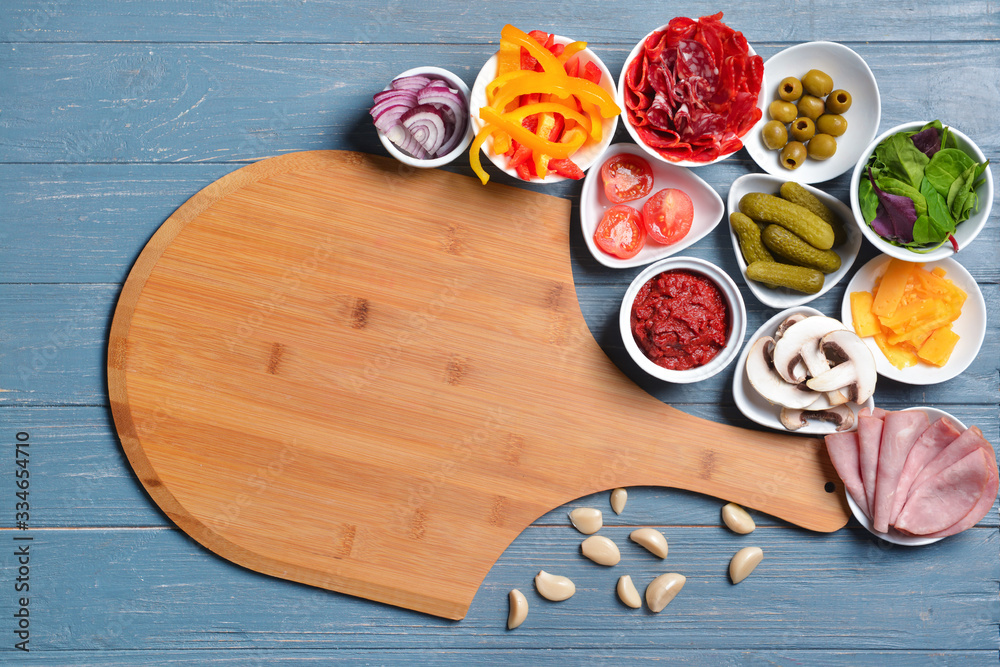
631,270,729,370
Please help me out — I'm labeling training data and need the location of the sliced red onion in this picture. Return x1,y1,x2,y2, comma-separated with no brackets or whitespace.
371,74,468,160
390,75,431,91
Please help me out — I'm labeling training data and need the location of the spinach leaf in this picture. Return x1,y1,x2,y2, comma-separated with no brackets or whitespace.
859,178,879,223
916,177,956,245
925,148,975,197
875,131,929,188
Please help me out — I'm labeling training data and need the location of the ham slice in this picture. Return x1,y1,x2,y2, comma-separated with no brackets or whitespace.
894,448,991,536
887,417,963,525
856,413,883,517
906,426,989,498
916,456,998,538
824,432,867,515
872,410,930,533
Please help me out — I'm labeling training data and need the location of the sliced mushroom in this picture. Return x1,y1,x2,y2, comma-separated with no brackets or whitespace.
779,404,856,432
771,316,849,405
805,330,877,405
774,313,809,340
745,336,820,409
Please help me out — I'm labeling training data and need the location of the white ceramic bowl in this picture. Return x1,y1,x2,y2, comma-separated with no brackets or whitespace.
617,23,764,168
840,254,986,385
580,143,725,269
849,121,993,261
745,41,880,184
732,306,875,434
845,407,964,546
620,257,747,383
726,173,861,308
375,66,475,169
469,36,618,183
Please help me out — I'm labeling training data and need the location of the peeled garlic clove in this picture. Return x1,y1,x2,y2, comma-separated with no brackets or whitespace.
568,507,602,535
729,546,764,584
610,488,627,515
507,589,528,629
645,572,686,612
722,502,756,534
581,535,621,566
629,527,668,559
616,574,641,609
534,570,576,601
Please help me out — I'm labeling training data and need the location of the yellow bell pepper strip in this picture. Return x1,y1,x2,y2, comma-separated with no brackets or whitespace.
469,125,500,185
496,40,521,76
500,24,565,76
580,100,604,142
500,102,592,133
532,111,565,180
490,131,512,156
485,69,532,105
479,106,584,159
558,41,588,63
489,71,620,119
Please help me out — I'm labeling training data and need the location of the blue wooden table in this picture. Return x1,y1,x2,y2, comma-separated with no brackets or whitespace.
2,1,998,663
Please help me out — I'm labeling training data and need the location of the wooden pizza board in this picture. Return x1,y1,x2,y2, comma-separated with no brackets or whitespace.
108,150,849,620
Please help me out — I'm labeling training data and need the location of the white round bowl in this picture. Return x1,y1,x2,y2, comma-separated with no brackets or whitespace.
469,36,618,183
849,121,993,261
617,23,764,168
375,66,474,169
726,173,862,308
840,254,986,385
845,407,964,546
732,306,875,434
581,143,724,269
745,41,880,184
620,257,747,383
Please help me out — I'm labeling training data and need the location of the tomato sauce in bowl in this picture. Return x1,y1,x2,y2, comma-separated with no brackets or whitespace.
631,270,730,371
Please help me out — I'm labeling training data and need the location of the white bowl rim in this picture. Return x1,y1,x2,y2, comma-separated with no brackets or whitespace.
376,66,475,169
619,256,747,383
726,173,862,308
469,35,619,184
848,120,993,261
616,22,763,168
845,406,966,546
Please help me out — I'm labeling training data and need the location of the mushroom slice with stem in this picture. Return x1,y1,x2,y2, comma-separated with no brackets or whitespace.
780,404,856,432
771,316,850,405
806,329,877,404
745,337,820,410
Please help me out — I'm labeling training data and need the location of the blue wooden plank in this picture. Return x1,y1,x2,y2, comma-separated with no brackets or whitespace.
0,526,994,652
1,42,998,165
1,0,997,44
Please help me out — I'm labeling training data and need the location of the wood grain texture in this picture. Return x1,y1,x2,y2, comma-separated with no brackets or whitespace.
108,150,849,619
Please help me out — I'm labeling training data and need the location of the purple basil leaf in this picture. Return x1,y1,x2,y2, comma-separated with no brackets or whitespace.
911,127,941,158
867,167,917,243
870,203,897,239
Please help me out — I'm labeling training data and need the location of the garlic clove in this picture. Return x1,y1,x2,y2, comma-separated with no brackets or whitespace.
507,589,528,629
645,572,686,612
721,502,756,534
568,507,603,535
616,574,642,609
610,488,627,515
534,570,576,601
729,547,764,584
629,527,668,558
581,535,621,566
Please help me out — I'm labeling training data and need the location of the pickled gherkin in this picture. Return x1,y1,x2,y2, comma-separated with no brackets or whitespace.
739,193,835,250
778,181,847,245
730,212,773,265
746,261,824,294
761,224,841,274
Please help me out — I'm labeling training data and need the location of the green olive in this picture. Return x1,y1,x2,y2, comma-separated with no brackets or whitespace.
802,69,834,98
777,77,803,102
796,94,825,121
816,113,848,137
790,117,816,142
769,100,798,124
826,89,852,114
761,120,789,150
807,134,838,161
780,141,807,170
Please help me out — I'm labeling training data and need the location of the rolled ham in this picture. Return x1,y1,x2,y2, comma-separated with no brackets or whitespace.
824,431,867,516
888,417,963,525
872,410,930,533
894,448,991,536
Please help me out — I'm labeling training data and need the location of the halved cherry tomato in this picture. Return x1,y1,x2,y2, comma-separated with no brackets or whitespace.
600,154,654,203
594,205,645,259
642,188,694,245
